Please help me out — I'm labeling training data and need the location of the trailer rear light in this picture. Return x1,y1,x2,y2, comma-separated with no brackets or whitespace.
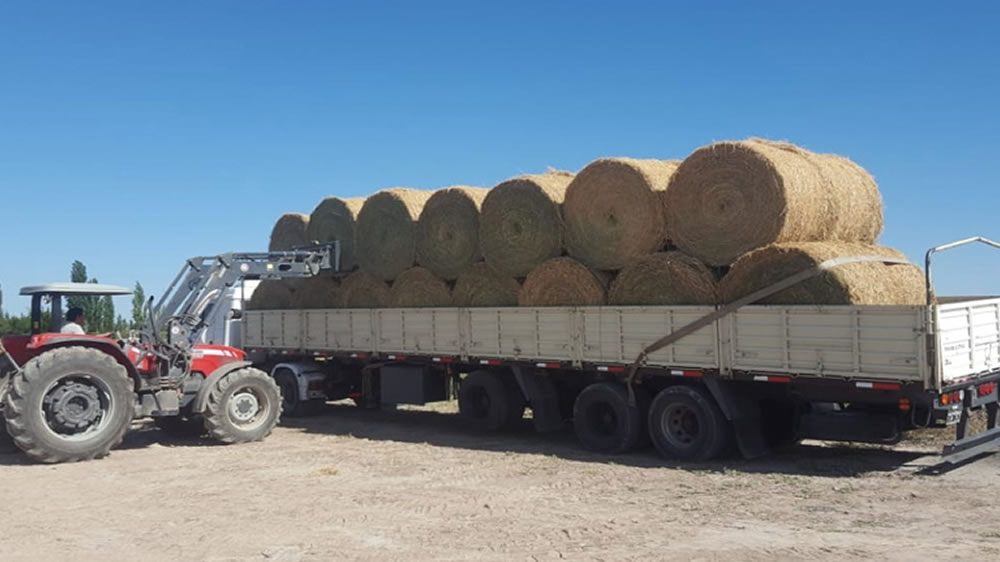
856,381,901,391
596,365,626,373
978,382,996,397
753,375,791,383
479,359,502,366
898,398,911,411
940,391,963,405
536,362,560,369
670,369,703,378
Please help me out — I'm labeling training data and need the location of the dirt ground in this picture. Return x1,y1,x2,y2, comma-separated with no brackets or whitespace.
1,402,998,562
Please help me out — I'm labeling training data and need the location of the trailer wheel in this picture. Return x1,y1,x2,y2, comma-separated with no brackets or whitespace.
458,370,516,431
274,369,324,417
203,367,281,444
573,382,645,454
3,346,134,463
648,385,728,462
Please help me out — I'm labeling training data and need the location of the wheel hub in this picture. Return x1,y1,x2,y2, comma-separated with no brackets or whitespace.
228,390,260,423
45,380,103,432
664,405,700,447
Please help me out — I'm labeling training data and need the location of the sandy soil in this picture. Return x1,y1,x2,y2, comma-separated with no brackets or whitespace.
1,402,998,562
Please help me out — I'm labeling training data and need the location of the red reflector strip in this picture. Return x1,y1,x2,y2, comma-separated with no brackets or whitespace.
596,365,626,373
669,369,703,377
387,354,406,361
536,362,560,369
479,359,502,366
753,375,791,383
432,357,454,363
856,382,901,391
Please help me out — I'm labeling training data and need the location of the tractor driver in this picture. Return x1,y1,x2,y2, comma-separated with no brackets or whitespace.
61,307,86,335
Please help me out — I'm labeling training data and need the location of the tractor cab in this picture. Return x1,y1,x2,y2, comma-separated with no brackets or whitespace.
1,283,133,367
19,283,132,335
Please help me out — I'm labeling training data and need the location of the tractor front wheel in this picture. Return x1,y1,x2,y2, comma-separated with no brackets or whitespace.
203,368,281,444
3,346,134,463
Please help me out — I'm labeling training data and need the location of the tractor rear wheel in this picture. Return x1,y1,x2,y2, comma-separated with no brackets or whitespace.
203,367,281,444
3,346,134,463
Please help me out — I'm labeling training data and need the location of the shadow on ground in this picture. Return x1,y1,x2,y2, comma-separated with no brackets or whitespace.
0,401,963,475
275,402,936,478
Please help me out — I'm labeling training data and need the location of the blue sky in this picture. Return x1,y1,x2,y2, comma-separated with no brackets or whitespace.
1,1,998,314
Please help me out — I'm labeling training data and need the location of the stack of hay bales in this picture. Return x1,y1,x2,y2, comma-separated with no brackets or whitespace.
663,138,923,305
307,196,365,270
255,137,924,311
356,188,433,282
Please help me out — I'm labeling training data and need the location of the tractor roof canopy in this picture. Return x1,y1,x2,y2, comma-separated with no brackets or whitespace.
20,283,132,297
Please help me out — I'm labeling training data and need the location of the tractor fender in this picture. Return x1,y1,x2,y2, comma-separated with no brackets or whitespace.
191,360,253,414
31,337,141,384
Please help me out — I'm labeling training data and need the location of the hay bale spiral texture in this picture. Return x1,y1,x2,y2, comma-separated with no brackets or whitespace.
452,262,521,307
519,257,610,307
389,267,453,307
480,171,574,278
719,242,924,305
306,197,365,271
355,188,433,281
416,186,490,280
341,270,391,308
247,280,295,310
564,158,679,270
609,252,718,305
269,213,311,252
289,276,343,309
665,139,883,266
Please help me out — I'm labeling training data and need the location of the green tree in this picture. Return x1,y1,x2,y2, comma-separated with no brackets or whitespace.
131,282,146,330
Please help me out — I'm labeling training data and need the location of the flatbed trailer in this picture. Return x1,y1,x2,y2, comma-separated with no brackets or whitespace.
242,238,1000,463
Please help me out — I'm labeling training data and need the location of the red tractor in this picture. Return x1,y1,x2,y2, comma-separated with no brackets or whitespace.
0,247,339,463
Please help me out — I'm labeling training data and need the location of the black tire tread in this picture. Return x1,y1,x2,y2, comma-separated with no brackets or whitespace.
203,367,281,444
3,346,133,464
648,385,729,462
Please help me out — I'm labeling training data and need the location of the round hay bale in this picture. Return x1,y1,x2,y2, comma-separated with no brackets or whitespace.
340,270,391,308
306,196,365,271
719,242,924,305
269,213,311,251
389,267,453,308
608,252,718,305
480,171,574,278
664,139,884,266
355,188,433,281
452,262,521,307
564,158,680,270
518,257,610,307
289,276,342,309
247,280,294,310
415,186,490,280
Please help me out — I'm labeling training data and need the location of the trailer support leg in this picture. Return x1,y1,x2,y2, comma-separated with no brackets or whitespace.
512,367,563,433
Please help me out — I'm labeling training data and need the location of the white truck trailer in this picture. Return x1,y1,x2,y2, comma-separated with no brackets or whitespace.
242,238,1000,463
